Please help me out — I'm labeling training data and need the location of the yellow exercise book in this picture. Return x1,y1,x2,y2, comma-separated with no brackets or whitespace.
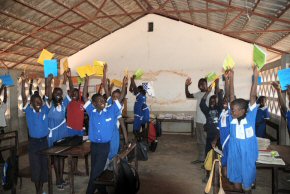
63,58,69,72
93,61,105,77
76,65,95,78
223,54,235,71
37,49,54,65
111,79,123,88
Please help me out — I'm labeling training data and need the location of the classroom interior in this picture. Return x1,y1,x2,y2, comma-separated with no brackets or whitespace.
0,0,290,194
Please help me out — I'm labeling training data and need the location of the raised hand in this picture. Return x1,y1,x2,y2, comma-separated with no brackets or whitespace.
271,81,280,91
185,77,192,86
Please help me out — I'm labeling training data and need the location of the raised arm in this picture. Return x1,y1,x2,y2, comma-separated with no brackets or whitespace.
0,85,4,96
21,73,27,106
224,72,230,102
250,66,258,106
66,69,74,93
29,79,33,96
272,82,287,117
185,78,194,98
119,76,128,103
214,78,220,95
83,75,89,103
229,70,235,103
45,74,53,103
200,86,212,115
102,64,110,98
129,75,138,95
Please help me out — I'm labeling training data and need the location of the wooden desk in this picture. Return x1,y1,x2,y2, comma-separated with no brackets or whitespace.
43,142,91,194
0,131,18,194
156,118,195,137
257,145,290,194
59,142,90,194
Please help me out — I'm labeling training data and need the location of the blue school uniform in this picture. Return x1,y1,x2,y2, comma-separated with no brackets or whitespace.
227,103,258,190
47,96,71,147
23,103,50,138
84,100,122,143
218,109,231,167
106,97,122,160
255,105,270,138
133,93,146,132
141,103,150,125
23,103,50,183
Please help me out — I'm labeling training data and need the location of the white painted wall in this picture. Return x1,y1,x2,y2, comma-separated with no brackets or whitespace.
67,14,260,113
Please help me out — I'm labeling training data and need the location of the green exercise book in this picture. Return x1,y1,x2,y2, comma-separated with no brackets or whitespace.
253,44,266,70
206,72,219,82
223,54,235,71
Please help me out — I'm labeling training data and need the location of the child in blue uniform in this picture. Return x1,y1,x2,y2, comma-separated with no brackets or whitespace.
212,72,231,176
129,75,149,137
102,65,129,162
46,74,71,190
255,96,270,138
83,74,126,194
227,67,259,193
21,73,49,194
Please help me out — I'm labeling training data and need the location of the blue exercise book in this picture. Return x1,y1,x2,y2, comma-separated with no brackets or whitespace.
44,59,58,78
277,68,290,91
0,75,14,87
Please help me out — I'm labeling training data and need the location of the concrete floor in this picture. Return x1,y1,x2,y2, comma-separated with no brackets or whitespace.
2,134,290,194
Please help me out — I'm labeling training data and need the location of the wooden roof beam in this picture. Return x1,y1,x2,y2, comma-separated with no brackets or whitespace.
86,0,123,27
9,0,110,69
221,11,244,32
14,0,99,42
238,0,260,32
111,0,134,20
222,0,232,30
227,29,290,34
205,0,290,25
0,10,89,50
253,3,290,42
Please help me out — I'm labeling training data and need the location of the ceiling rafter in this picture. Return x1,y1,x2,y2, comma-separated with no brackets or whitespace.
0,27,78,55
227,29,290,34
86,0,123,27
206,0,290,25
222,0,232,30
186,0,194,23
14,0,99,41
30,8,240,33
221,11,244,32
206,2,209,28
0,10,89,48
154,11,286,54
253,3,290,42
238,0,260,32
53,0,111,34
134,0,147,11
270,33,290,47
157,0,171,10
111,0,134,20
9,1,90,69
169,0,181,21
0,58,42,68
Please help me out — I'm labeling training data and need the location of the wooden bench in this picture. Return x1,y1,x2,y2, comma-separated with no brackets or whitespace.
94,142,138,190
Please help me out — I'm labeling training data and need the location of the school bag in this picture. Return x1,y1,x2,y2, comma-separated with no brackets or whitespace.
2,156,18,190
148,122,158,152
115,159,140,194
136,141,148,161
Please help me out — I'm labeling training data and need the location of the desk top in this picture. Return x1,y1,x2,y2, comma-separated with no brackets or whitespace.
269,145,290,166
42,142,91,157
157,118,194,122
60,142,91,157
257,145,290,168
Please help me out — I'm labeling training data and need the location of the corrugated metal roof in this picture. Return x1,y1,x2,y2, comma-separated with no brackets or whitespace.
0,0,289,72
